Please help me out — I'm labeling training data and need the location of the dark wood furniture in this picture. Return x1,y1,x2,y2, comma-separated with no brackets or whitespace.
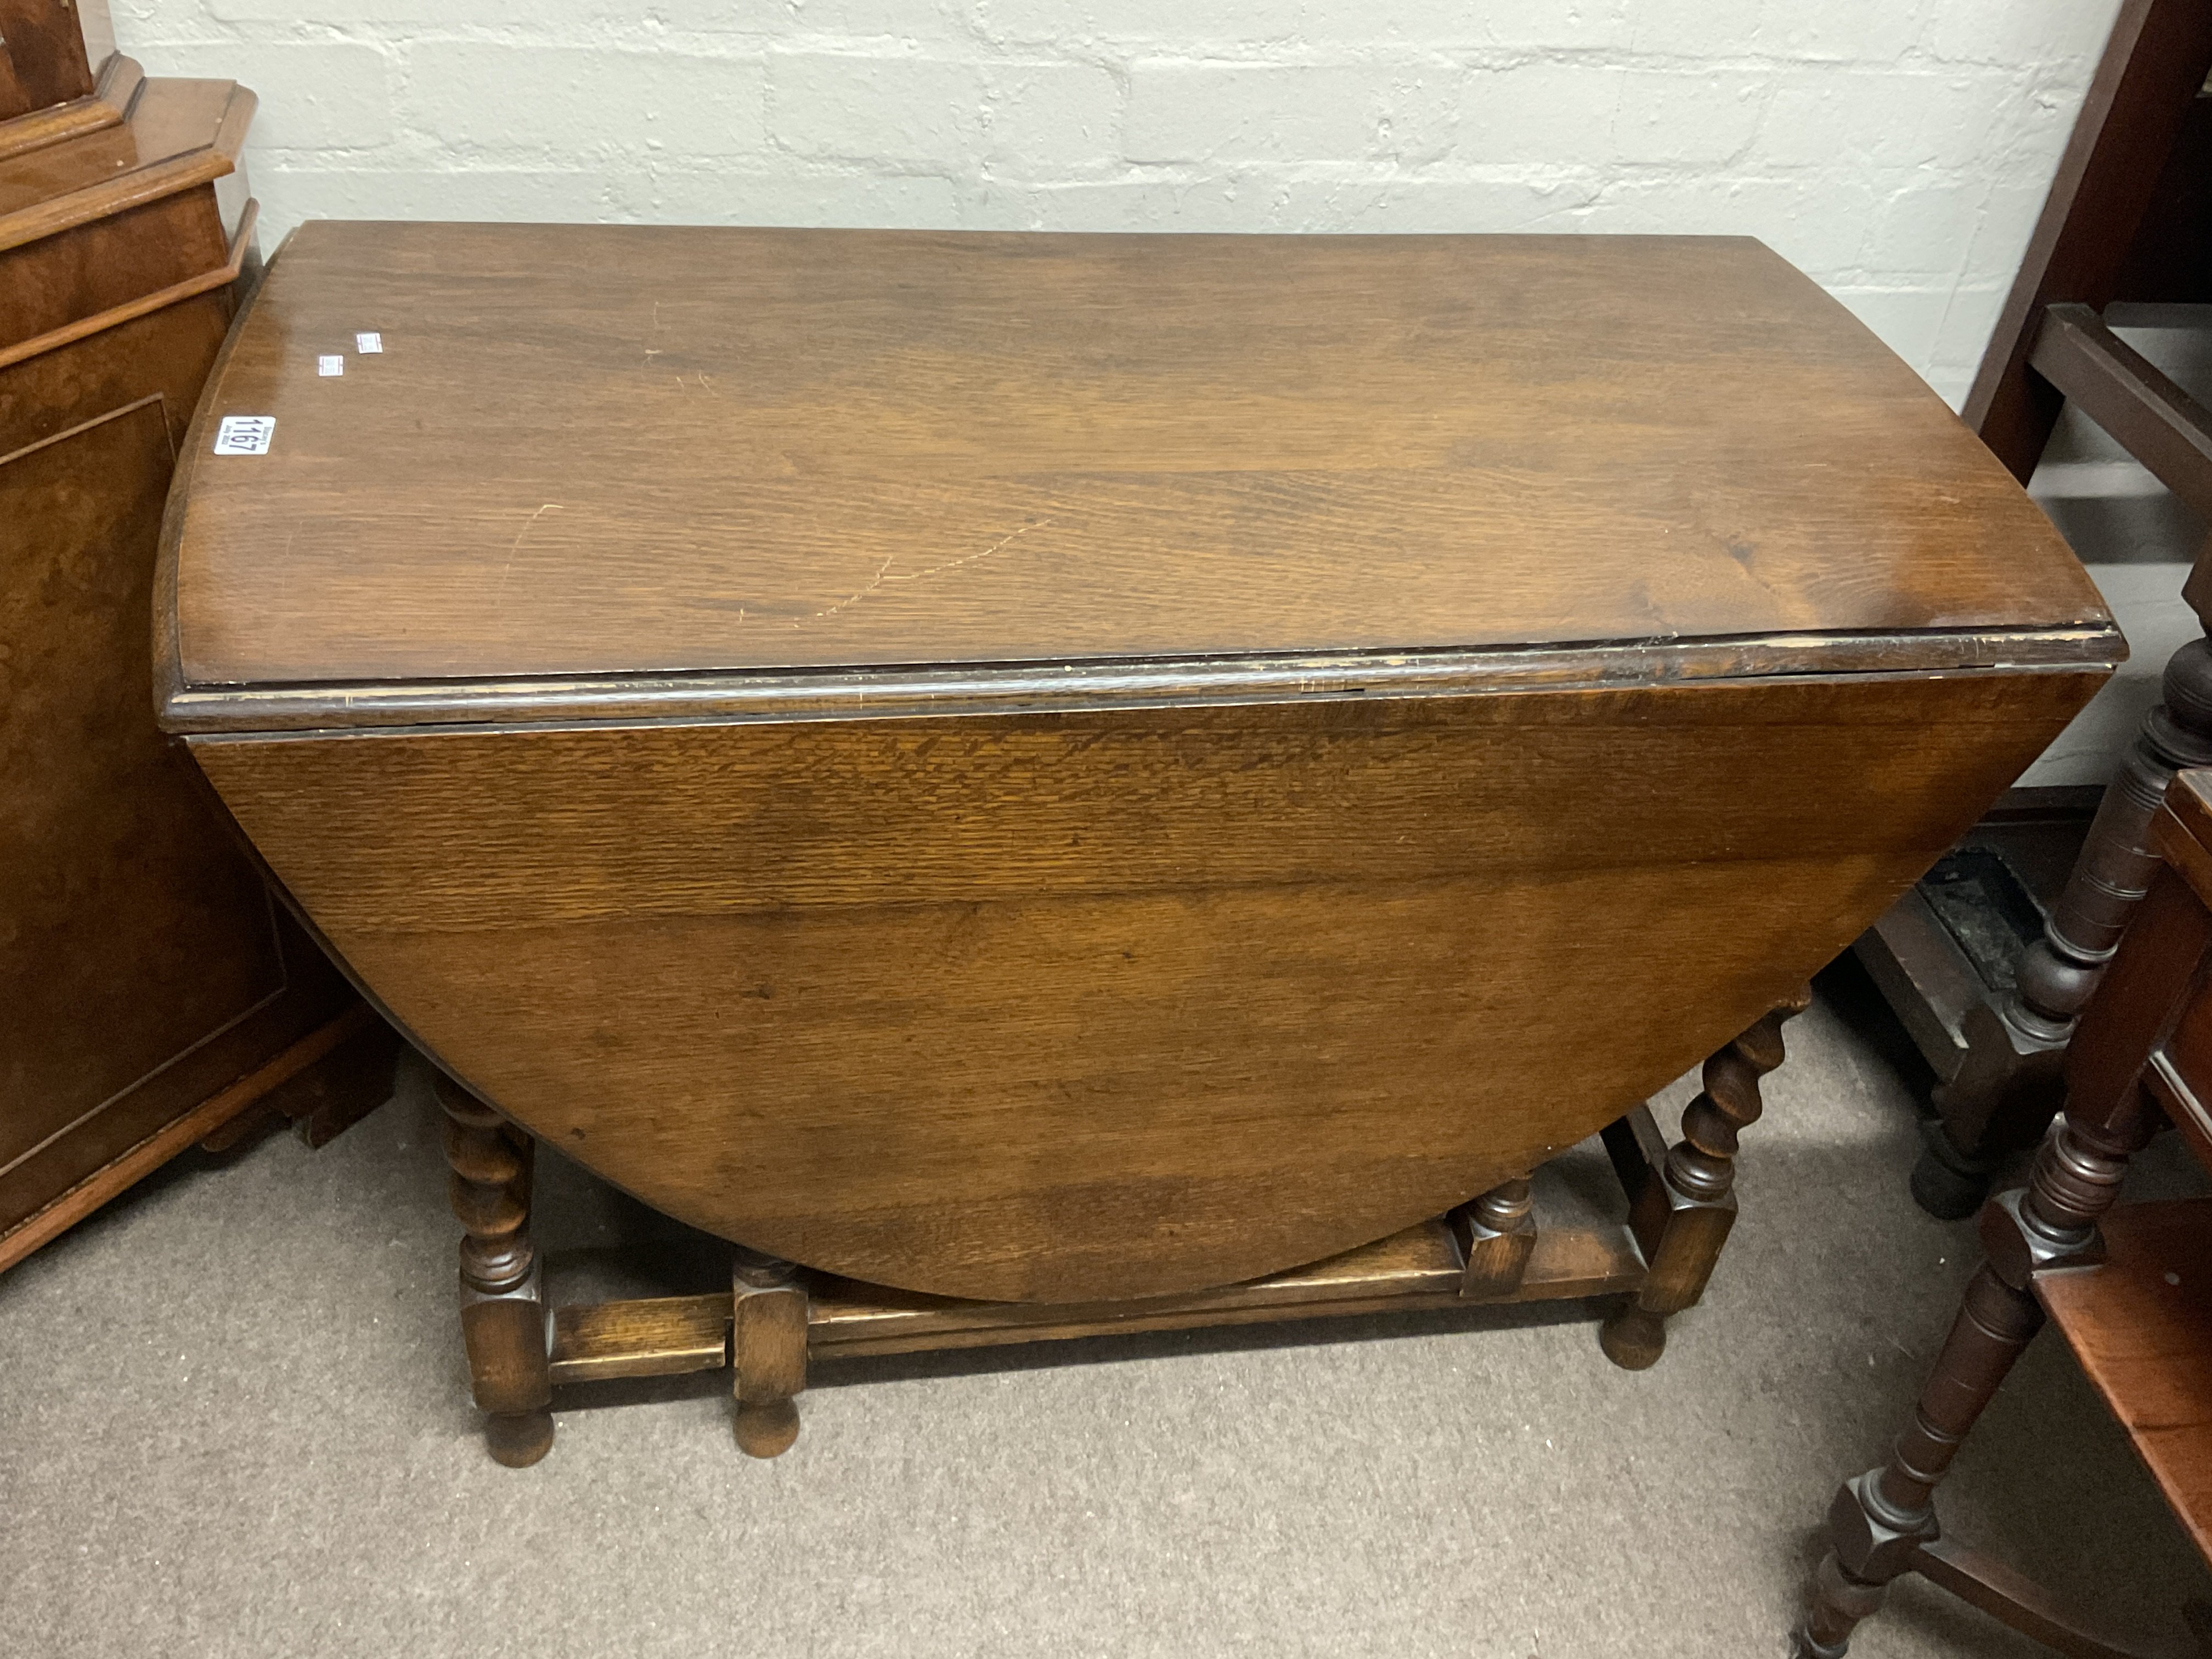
0,13,393,1275
159,222,2118,1463
1859,0,2212,1218
1800,770,2212,1659
0,0,97,125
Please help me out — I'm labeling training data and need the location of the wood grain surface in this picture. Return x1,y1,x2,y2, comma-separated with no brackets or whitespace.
0,283,229,453
0,0,94,123
0,54,380,1271
0,75,247,353
0,49,134,162
0,74,246,233
0,196,251,377
2037,1198,2212,1564
0,398,287,1228
543,1211,1646,1383
193,667,2099,1302
166,223,2111,693
167,223,2121,1306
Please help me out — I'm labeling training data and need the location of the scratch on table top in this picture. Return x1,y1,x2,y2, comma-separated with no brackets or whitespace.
805,554,897,624
795,519,1051,626
498,504,564,608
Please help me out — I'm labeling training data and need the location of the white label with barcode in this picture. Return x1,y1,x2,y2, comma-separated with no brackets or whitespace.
356,331,383,353
318,354,344,377
212,415,275,455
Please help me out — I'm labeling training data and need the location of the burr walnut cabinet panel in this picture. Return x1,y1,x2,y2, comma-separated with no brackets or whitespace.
0,54,370,1273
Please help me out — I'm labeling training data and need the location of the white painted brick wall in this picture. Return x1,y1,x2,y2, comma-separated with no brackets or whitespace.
109,0,2123,407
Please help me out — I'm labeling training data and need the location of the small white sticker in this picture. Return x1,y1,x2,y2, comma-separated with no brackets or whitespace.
318,354,344,377
356,331,383,353
212,415,275,455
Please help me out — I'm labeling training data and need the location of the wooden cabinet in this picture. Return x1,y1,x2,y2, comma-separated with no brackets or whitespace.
0,29,383,1274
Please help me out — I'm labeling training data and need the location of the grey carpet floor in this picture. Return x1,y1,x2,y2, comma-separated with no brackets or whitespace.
5,964,2210,1659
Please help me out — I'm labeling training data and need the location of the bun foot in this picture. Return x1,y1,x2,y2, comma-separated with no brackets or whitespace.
1910,1119,1995,1221
734,1397,800,1458
1599,1300,1666,1369
1909,1148,1989,1221
486,1408,555,1468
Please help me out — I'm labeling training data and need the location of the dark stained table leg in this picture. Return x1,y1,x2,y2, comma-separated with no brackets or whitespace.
435,1070,554,1468
1599,988,1809,1369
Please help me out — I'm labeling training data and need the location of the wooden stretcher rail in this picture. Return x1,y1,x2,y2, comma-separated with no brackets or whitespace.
2029,302,2212,522
545,1215,1649,1385
1908,1537,2192,1659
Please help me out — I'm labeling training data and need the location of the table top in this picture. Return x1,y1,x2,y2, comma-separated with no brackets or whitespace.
162,222,2113,720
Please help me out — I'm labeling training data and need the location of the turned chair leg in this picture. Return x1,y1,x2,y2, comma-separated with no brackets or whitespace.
1795,1109,2154,1656
1906,602,2212,1219
2012,631,2212,1046
435,1070,554,1468
1600,988,1810,1370
732,1248,808,1458
1797,1265,2044,1657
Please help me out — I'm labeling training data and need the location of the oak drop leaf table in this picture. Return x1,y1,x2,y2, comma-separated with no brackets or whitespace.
159,223,2119,1465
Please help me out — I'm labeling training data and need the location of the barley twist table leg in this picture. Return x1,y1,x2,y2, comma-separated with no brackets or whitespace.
1600,987,1810,1369
435,1070,554,1467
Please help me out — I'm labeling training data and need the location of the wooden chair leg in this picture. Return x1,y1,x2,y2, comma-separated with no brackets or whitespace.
1794,1108,2154,1656
732,1248,808,1458
1797,1265,2045,1657
2014,634,2212,1038
1600,988,1809,1369
435,1070,553,1468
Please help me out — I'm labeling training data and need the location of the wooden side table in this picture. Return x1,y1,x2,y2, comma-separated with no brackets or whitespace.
1798,771,2212,1658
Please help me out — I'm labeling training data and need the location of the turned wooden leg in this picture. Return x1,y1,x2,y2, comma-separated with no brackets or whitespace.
1910,594,2212,1215
1453,1175,1536,1301
1796,1265,2044,1657
732,1248,808,1458
1795,1108,2155,1656
2011,629,2212,1044
435,1071,553,1468
1600,988,1809,1370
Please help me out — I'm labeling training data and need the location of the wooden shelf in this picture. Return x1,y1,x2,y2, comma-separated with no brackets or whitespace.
2036,1197,2212,1562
